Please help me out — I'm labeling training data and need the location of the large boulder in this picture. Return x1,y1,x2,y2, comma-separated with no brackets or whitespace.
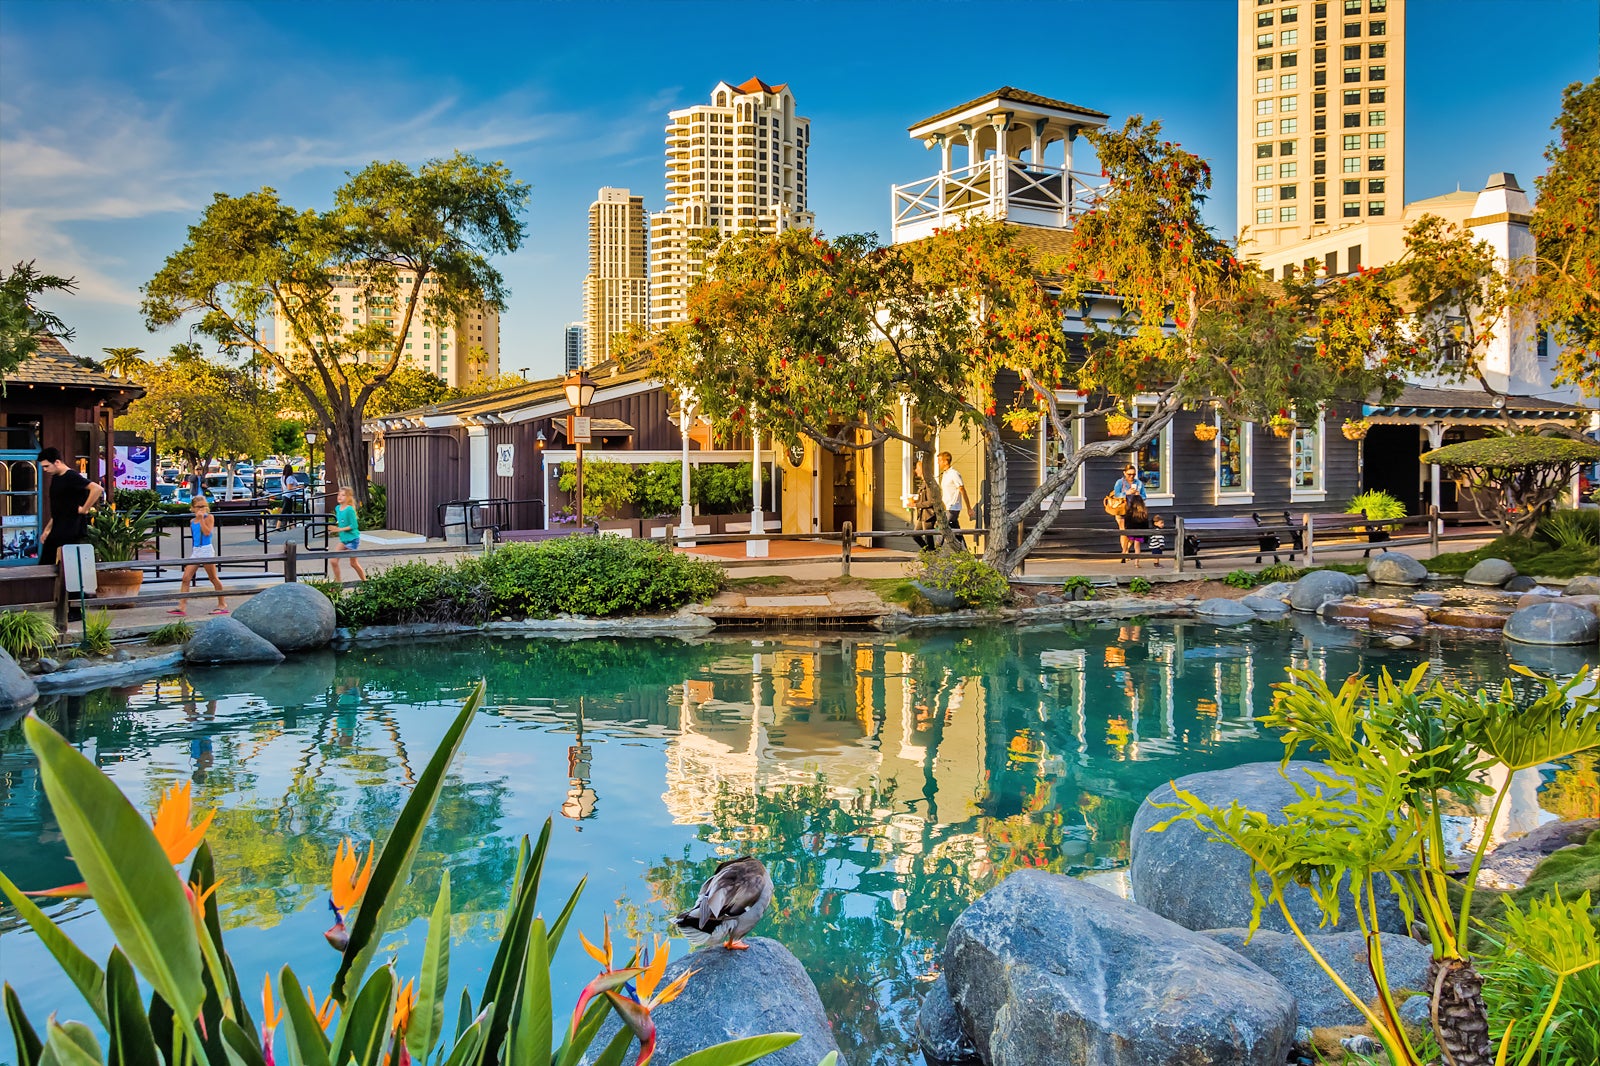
232,583,336,652
1241,582,1293,615
943,871,1295,1066
0,647,39,718
183,617,285,665
1565,575,1600,597
1503,601,1600,646
918,976,980,1065
1463,558,1518,587
1367,551,1428,587
1131,761,1404,935
590,937,839,1066
1195,598,1257,623
1205,928,1431,1029
1289,570,1359,612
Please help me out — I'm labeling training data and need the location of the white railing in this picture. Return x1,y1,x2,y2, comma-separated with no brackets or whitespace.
890,158,1103,243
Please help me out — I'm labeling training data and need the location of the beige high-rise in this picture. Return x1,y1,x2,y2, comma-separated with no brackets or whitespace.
582,187,649,366
649,77,814,328
1237,0,1405,262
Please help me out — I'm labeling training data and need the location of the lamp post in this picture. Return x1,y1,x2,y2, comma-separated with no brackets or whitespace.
304,429,318,513
563,368,597,527
675,389,697,543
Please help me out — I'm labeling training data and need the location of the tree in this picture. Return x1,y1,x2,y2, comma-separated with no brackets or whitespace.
649,118,1425,574
142,153,530,505
1521,76,1599,394
282,364,455,422
450,371,530,399
121,343,278,483
0,260,75,383
1421,434,1600,536
99,346,148,380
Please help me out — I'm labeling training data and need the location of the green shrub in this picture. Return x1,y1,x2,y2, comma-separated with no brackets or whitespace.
81,610,113,655
633,461,684,517
358,481,386,530
112,487,161,512
146,621,193,646
1538,508,1599,551
336,560,494,628
1430,534,1599,579
0,610,59,660
1062,575,1097,601
916,549,1008,609
557,459,636,519
1223,569,1258,589
1346,488,1409,528
1129,576,1153,594
1257,562,1301,583
693,462,764,514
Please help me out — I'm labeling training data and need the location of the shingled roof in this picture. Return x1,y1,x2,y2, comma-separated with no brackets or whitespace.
3,336,144,404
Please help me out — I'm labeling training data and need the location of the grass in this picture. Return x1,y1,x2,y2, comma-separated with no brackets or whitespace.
727,574,789,588
147,621,194,646
866,577,928,608
0,611,60,660
1429,534,1599,579
80,611,113,656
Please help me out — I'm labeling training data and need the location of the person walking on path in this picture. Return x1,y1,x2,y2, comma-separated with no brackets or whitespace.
331,487,367,583
171,497,229,615
937,451,973,550
37,447,102,567
1122,493,1151,567
1111,463,1145,561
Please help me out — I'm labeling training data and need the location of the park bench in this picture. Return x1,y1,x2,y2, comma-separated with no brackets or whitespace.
1175,514,1300,571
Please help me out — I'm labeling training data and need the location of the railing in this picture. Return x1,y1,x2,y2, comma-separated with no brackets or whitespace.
891,159,1103,242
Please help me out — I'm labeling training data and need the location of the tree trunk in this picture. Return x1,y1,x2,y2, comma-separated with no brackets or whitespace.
980,422,1013,572
326,410,368,509
1428,956,1492,1066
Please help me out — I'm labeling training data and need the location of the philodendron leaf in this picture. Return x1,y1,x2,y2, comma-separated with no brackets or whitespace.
670,1034,804,1066
23,715,204,1024
0,870,106,1027
333,681,483,1003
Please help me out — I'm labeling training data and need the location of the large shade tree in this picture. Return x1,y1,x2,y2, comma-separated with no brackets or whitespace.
650,118,1430,574
141,152,529,505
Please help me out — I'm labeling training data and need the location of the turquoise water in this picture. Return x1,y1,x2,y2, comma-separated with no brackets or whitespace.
0,621,1575,1064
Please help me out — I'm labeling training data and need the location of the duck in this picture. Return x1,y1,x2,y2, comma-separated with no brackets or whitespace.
673,855,773,950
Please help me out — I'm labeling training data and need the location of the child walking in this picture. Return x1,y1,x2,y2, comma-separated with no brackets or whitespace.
1147,515,1168,568
172,498,229,615
331,487,367,583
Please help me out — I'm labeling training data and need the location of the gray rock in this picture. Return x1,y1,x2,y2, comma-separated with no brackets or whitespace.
35,657,60,674
1195,597,1257,622
183,617,285,665
1241,583,1292,615
1204,928,1431,1029
1132,761,1404,935
1479,818,1600,889
1503,601,1600,646
943,871,1295,1066
1384,635,1415,648
0,647,39,715
590,937,839,1066
1409,591,1446,606
918,976,980,1065
1565,575,1600,597
1254,580,1294,600
1293,1026,1314,1049
232,583,337,652
1342,1035,1383,1056
1289,570,1359,612
1032,592,1062,606
1399,994,1432,1032
1463,558,1518,587
1367,551,1429,586
1504,575,1541,593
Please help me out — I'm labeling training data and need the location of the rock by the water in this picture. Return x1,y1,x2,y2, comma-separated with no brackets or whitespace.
1409,591,1446,606
35,657,60,674
1479,818,1600,890
1368,606,1427,630
1132,761,1403,935
1204,928,1431,1029
1565,575,1600,597
918,976,980,1065
0,647,39,716
232,583,337,652
1367,551,1428,586
1516,589,1560,608
1504,575,1541,593
1503,601,1600,646
590,937,839,1066
1241,583,1292,614
943,870,1295,1066
1384,635,1415,648
1463,558,1518,587
1321,601,1372,624
1195,597,1257,622
1559,594,1600,617
1289,570,1359,612
1428,608,1508,630
183,617,285,664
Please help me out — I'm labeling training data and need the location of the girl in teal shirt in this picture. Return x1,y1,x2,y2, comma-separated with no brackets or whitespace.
332,486,367,583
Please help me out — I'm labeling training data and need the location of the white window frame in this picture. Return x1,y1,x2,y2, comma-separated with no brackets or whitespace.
1289,407,1327,502
1131,396,1175,507
1046,392,1088,510
1215,415,1255,504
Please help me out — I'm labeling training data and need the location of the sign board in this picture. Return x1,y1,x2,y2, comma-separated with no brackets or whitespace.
114,445,153,490
570,415,592,444
60,543,97,595
371,433,386,474
496,443,515,477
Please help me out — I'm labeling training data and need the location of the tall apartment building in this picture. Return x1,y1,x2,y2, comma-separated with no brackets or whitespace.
649,77,814,328
563,322,586,373
1237,0,1405,258
582,188,649,365
268,275,501,388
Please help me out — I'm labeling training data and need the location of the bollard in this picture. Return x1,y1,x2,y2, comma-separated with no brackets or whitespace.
1175,517,1186,574
1428,505,1440,557
841,521,853,577
482,528,495,555
283,542,298,583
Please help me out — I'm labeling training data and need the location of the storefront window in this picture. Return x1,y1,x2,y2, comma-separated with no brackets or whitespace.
1290,411,1324,495
1218,419,1251,495
1131,399,1174,501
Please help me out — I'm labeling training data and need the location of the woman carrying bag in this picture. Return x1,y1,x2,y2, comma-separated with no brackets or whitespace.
1104,463,1145,562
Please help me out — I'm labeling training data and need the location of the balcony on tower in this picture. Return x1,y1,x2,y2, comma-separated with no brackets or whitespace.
891,87,1109,244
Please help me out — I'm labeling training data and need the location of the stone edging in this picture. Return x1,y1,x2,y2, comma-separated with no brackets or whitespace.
336,609,717,645
880,597,1198,631
34,651,186,694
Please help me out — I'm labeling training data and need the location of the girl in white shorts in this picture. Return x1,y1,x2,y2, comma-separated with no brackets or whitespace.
172,497,229,615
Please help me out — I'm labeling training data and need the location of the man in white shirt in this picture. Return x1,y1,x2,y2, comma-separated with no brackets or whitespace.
937,450,972,549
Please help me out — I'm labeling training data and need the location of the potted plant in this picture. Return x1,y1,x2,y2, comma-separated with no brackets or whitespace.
1346,489,1407,542
1341,418,1371,440
1105,409,1133,437
84,503,162,598
1193,422,1219,442
1267,414,1295,438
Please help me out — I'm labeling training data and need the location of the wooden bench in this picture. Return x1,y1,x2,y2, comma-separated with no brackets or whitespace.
1304,511,1382,559
1176,515,1297,571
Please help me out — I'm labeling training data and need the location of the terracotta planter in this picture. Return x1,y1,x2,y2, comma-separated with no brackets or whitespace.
1105,414,1133,438
96,567,144,603
1192,423,1219,442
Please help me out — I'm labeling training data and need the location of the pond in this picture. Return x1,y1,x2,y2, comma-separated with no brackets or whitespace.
2,620,1591,1064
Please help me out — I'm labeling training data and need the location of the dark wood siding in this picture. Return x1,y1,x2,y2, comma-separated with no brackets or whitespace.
381,430,466,537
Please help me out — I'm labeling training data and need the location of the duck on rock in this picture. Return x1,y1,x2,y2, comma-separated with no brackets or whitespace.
674,855,773,950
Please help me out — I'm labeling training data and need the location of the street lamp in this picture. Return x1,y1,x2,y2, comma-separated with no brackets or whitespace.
563,368,596,526
304,429,318,510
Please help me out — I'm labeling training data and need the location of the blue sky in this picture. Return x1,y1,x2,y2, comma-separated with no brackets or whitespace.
1,0,1594,380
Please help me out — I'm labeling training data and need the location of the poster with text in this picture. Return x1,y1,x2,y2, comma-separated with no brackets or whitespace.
115,445,153,490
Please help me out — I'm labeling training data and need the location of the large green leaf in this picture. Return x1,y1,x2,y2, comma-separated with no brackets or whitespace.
190,842,254,1032
278,966,332,1066
0,870,107,1027
671,1035,804,1066
22,716,204,1025
105,949,160,1066
39,1021,100,1066
479,820,550,1061
408,869,452,1061
588,1027,634,1066
440,1009,488,1066
333,682,483,1003
220,1017,269,1066
546,876,586,955
4,983,42,1066
332,966,395,1066
506,918,551,1065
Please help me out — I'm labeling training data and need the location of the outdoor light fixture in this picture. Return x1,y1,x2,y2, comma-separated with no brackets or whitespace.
563,368,596,410
535,429,546,449
563,368,597,526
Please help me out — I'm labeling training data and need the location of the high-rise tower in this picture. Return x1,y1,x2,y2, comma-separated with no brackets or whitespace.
648,78,813,328
1237,0,1405,258
582,187,649,365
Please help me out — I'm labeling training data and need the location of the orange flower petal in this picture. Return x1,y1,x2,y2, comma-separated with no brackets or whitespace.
330,839,374,913
652,968,694,1009
636,938,670,1002
578,929,610,967
261,974,282,1029
152,782,215,866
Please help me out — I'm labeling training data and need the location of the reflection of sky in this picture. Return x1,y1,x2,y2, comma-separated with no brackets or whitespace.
0,623,1566,1065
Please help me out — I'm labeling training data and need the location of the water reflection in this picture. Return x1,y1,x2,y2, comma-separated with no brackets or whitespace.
0,622,1583,1066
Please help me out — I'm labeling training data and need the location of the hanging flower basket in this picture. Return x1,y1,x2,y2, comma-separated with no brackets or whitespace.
1193,423,1219,442
1342,418,1372,441
1267,416,1295,438
1105,412,1133,438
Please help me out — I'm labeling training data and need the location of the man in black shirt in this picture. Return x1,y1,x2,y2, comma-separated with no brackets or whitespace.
39,447,103,567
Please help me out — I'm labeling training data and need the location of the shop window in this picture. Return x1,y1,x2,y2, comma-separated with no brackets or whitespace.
1217,418,1253,500
1131,399,1174,504
1290,410,1326,499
